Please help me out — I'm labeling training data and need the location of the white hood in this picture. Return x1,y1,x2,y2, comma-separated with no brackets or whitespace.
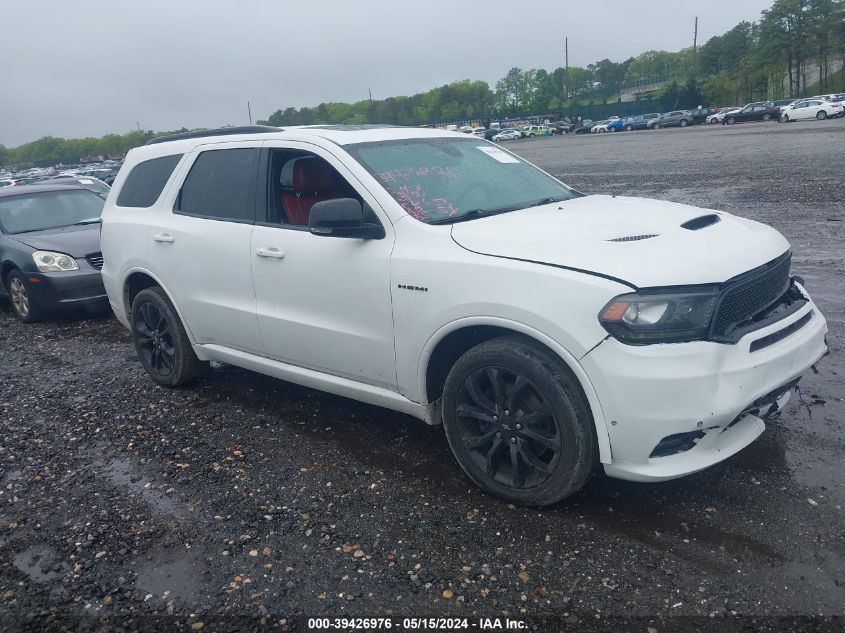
450,195,790,288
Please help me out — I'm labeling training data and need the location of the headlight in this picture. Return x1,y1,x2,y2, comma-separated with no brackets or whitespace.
598,287,720,344
32,250,79,272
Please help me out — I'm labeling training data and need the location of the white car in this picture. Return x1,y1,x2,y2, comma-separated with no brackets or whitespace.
100,125,828,506
780,99,843,121
591,120,610,133
492,129,521,141
707,108,741,124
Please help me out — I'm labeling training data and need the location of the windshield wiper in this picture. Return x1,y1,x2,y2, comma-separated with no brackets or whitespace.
428,205,524,225
526,196,569,208
429,209,487,225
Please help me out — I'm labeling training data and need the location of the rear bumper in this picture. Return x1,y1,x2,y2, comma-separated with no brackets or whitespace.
581,289,828,482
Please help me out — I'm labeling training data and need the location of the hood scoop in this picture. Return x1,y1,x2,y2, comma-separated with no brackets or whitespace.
681,214,721,230
608,234,658,242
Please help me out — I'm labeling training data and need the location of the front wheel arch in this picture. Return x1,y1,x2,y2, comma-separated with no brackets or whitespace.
420,320,612,464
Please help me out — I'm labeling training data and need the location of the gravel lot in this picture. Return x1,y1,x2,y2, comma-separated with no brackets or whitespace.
1,120,843,631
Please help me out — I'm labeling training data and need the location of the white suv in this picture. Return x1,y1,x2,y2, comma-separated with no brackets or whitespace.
100,125,828,506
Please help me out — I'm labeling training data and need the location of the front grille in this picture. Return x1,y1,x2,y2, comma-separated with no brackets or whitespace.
711,253,792,340
86,252,104,270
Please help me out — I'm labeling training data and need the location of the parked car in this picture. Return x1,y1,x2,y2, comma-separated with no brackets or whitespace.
492,129,522,141
100,125,828,506
0,184,107,322
482,128,500,141
779,99,843,121
550,121,576,134
30,175,111,196
649,111,694,129
590,120,610,133
572,120,594,134
722,102,780,124
691,107,718,124
521,125,550,138
623,113,660,131
707,107,741,124
606,117,625,132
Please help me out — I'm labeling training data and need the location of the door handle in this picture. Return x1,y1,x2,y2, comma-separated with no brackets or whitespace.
153,233,175,243
256,247,285,259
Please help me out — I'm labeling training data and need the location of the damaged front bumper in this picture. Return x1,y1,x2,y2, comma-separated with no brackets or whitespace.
581,289,828,483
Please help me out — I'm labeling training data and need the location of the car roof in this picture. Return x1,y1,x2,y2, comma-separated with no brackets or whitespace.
0,183,89,198
127,124,468,164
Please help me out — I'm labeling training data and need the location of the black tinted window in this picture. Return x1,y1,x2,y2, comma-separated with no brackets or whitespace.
116,154,182,208
175,148,259,222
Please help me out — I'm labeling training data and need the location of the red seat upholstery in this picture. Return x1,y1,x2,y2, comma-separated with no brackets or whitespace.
281,157,338,225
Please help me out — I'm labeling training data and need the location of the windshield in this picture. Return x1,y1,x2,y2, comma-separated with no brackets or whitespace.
346,137,576,224
0,189,105,234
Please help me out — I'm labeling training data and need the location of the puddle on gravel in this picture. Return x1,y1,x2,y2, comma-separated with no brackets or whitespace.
135,549,203,602
95,455,189,519
13,544,62,583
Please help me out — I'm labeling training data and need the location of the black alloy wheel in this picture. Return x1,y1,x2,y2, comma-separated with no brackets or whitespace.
442,337,596,506
763,113,772,121
455,366,559,490
134,300,176,377
131,286,206,386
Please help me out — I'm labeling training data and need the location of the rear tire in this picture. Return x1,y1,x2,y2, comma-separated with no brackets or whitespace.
817,111,827,120
762,113,772,121
679,119,688,127
653,123,661,129
131,286,207,387
441,337,597,506
625,124,633,131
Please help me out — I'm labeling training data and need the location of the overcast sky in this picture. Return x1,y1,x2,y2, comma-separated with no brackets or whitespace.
1,0,774,147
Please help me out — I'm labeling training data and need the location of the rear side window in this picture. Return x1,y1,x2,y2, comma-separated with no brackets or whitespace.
116,154,182,208
175,148,259,222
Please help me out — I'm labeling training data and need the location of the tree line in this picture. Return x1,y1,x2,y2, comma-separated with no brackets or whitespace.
2,0,843,168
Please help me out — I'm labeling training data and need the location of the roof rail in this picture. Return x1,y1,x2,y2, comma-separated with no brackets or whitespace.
145,125,282,145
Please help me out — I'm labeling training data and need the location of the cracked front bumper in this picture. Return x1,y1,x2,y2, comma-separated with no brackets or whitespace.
581,292,828,482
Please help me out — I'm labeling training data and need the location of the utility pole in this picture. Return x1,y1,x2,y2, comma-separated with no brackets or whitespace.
247,101,253,125
136,121,141,132
369,88,373,102
565,37,569,99
692,17,698,79
562,37,569,120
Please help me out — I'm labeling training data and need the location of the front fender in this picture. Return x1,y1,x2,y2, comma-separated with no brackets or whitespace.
418,316,613,464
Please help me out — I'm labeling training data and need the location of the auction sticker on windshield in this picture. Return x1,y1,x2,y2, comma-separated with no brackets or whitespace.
476,146,520,163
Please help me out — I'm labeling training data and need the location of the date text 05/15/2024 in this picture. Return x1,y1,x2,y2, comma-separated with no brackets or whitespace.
307,617,528,630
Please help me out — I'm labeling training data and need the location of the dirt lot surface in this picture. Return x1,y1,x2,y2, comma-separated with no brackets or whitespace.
1,120,843,631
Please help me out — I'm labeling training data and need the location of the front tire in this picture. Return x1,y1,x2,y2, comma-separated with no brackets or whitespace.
762,113,772,121
679,119,688,127
5,270,41,323
441,337,596,506
131,286,206,387
625,124,633,131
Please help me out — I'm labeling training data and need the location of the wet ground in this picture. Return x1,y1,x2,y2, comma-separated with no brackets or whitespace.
1,120,844,631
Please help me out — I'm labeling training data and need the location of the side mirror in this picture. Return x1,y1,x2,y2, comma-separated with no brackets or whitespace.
309,198,385,239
